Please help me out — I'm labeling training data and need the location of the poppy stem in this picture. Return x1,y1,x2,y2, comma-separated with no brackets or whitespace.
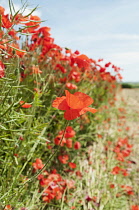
1,121,69,200
23,120,69,184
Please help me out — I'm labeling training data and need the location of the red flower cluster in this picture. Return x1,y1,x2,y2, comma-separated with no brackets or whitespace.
53,126,80,168
54,126,76,148
32,160,75,203
113,137,132,162
53,126,81,151
111,166,129,176
58,154,69,164
121,185,134,196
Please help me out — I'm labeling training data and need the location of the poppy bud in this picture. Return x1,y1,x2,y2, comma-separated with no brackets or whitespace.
74,141,81,150
66,138,72,148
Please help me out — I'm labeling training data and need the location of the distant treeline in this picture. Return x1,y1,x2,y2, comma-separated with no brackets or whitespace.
120,82,139,88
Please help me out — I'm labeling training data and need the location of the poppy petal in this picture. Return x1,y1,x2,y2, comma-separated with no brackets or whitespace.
20,101,32,108
65,90,84,109
64,109,80,120
52,96,66,109
87,107,97,113
74,92,94,107
79,107,97,115
58,99,69,110
76,54,90,60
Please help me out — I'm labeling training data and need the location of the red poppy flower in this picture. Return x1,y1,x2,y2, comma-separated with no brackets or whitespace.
8,43,26,58
32,158,44,170
8,29,19,40
20,101,32,108
30,65,42,74
24,15,41,33
2,14,13,28
109,184,115,188
75,54,91,68
69,162,76,169
131,205,139,210
0,61,5,78
65,126,75,138
111,166,121,175
38,26,51,36
74,50,80,55
58,154,69,164
0,6,5,15
52,90,97,120
121,185,134,195
76,170,82,177
74,141,81,150
66,82,77,90
66,138,72,148
71,207,76,210
54,64,66,73
54,135,66,146
4,205,12,210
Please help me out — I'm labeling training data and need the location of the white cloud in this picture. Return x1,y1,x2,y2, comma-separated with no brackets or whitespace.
107,52,139,66
53,33,139,46
86,34,139,41
99,51,139,82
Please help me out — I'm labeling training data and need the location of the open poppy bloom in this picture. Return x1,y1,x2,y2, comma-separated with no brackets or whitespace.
52,90,97,120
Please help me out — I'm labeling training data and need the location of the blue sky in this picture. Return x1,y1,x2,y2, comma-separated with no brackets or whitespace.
2,0,139,81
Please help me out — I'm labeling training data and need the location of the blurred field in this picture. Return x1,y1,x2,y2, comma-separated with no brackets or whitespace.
121,88,139,106
120,88,139,137
121,88,139,203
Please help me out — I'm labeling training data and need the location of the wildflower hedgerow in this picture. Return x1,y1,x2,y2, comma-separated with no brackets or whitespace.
1,1,138,210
